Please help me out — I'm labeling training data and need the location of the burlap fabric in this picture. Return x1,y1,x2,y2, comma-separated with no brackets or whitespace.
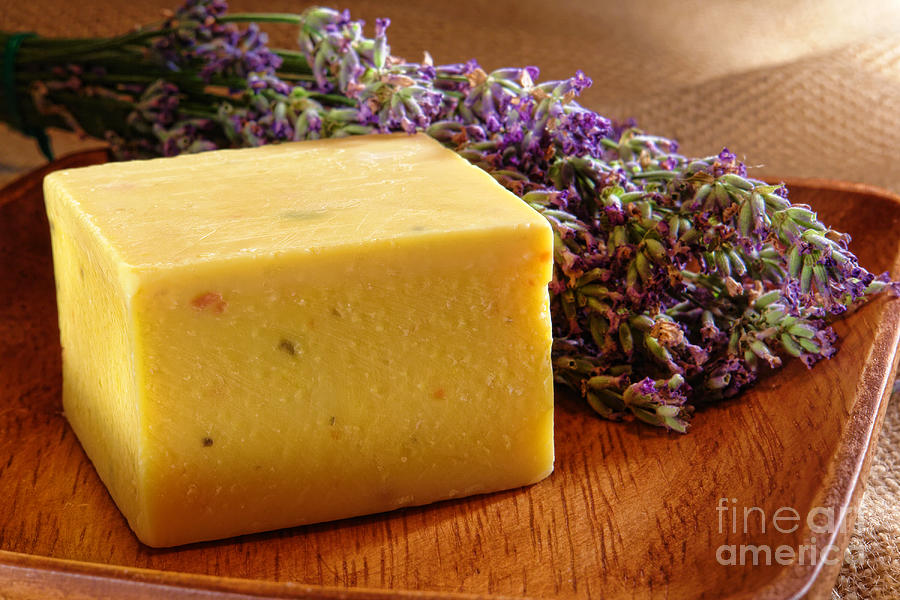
1,1,899,596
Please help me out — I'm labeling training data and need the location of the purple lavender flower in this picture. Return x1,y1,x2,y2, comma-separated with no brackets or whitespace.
622,376,691,432
712,147,747,177
152,0,286,95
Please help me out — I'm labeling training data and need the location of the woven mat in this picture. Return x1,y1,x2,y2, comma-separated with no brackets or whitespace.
1,1,899,596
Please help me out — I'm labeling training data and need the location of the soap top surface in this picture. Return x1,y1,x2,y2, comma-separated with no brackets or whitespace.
46,133,547,268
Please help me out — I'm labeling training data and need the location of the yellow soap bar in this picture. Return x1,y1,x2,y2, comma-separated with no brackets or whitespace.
45,133,554,547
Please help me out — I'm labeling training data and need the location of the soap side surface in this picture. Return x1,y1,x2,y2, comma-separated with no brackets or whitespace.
43,174,145,531
131,223,554,547
44,133,555,548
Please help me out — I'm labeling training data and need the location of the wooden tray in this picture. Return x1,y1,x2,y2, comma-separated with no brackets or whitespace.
1,150,898,600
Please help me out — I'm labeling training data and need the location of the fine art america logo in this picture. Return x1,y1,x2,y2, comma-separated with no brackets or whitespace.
715,498,848,566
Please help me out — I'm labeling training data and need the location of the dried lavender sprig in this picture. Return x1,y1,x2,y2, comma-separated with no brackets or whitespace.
441,123,891,427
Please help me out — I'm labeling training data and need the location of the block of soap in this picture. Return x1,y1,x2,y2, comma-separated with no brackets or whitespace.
44,132,554,547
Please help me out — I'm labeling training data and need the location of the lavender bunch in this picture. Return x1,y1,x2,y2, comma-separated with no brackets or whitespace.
2,0,895,432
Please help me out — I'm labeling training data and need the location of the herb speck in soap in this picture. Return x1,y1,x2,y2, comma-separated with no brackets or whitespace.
281,209,328,220
278,338,296,355
202,437,213,447
329,416,336,426
191,292,227,314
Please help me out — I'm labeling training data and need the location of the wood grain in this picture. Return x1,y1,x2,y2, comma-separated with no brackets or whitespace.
0,153,898,599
